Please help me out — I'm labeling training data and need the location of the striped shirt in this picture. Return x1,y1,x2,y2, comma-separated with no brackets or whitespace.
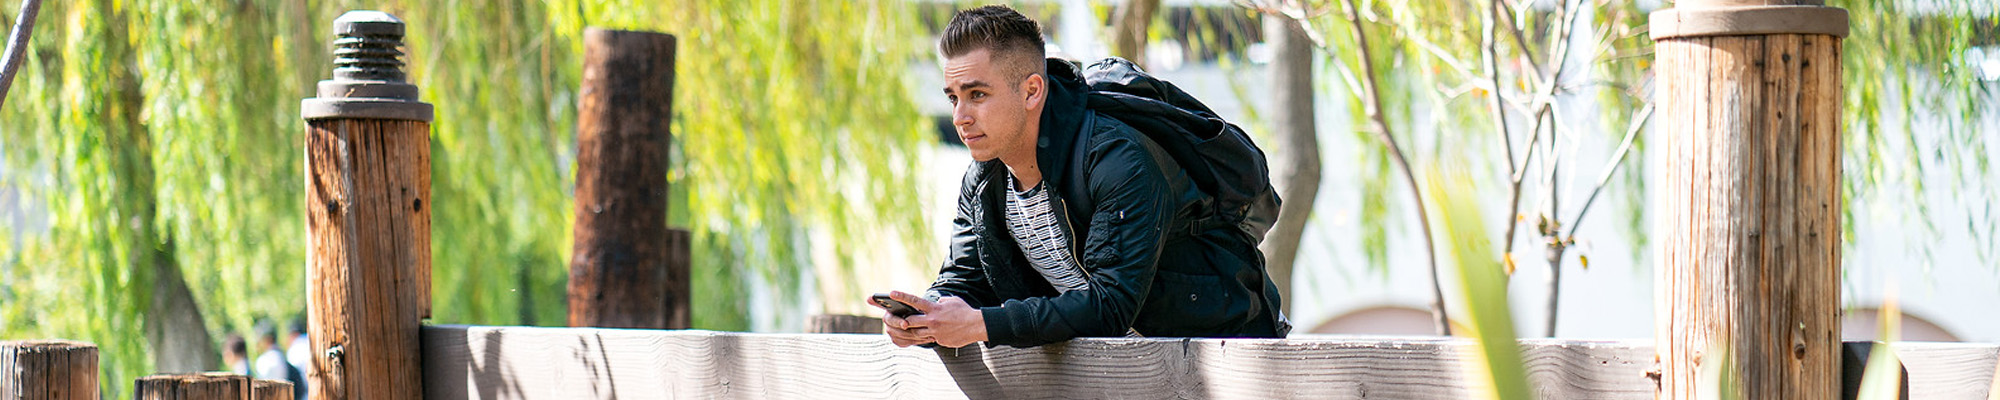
1005,175,1141,337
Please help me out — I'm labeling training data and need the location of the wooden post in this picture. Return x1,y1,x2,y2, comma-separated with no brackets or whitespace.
1651,1,1848,398
0,341,98,400
249,380,293,400
567,28,690,330
135,374,247,400
300,10,431,400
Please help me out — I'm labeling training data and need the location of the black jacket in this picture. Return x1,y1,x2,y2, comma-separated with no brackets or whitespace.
928,59,1289,347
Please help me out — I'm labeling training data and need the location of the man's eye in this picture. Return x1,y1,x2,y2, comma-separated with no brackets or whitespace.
970,92,986,100
947,95,958,105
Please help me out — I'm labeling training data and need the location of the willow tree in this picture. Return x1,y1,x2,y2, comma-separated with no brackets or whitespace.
0,0,931,396
1252,0,1996,335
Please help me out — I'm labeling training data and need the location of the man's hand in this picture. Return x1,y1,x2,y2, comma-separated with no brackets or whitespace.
878,291,935,347
899,291,987,348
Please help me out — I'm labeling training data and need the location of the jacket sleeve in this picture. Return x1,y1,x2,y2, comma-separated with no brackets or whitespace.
980,132,1174,347
926,164,999,308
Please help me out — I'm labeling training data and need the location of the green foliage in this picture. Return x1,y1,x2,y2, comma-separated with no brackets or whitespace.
1,0,932,395
542,0,934,329
0,0,182,389
1288,0,1997,273
1855,295,1903,400
1426,164,1530,400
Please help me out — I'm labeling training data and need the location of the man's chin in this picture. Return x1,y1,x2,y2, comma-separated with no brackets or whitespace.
967,149,998,162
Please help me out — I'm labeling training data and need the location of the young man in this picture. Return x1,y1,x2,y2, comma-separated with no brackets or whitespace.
879,5,1288,348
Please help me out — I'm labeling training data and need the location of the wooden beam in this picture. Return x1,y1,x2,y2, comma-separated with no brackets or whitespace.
0,340,97,400
806,314,883,334
567,27,689,330
421,326,1996,399
301,10,431,400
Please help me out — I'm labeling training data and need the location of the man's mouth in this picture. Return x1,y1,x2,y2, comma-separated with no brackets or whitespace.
961,133,985,144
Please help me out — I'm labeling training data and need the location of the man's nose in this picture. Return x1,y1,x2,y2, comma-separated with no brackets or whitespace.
953,104,973,128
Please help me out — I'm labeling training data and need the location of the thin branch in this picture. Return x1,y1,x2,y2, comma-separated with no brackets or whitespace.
1502,0,1585,279
1483,0,1514,175
1527,0,1583,338
1497,0,1543,86
1539,104,1563,339
0,0,44,110
1337,0,1451,336
1565,103,1654,239
1500,118,1542,268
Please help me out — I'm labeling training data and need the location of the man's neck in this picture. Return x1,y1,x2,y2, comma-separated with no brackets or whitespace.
1003,119,1044,191
1003,157,1042,192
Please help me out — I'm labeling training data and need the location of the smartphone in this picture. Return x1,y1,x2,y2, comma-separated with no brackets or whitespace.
870,293,921,318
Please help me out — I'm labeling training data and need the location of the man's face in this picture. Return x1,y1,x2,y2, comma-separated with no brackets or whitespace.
943,49,1041,162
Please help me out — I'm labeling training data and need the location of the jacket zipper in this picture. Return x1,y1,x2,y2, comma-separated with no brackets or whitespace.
1052,191,1093,283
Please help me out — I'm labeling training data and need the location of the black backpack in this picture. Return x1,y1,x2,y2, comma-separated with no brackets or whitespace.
1077,57,1281,244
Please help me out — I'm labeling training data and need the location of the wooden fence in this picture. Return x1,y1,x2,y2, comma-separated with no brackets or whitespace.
420,325,1999,399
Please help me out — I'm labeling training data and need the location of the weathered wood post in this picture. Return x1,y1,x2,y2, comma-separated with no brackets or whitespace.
0,341,98,400
135,374,247,399
300,10,431,400
1651,1,1847,398
133,374,292,400
567,28,691,330
249,380,293,400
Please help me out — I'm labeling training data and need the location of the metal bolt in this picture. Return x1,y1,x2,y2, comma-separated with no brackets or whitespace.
302,10,433,122
325,343,345,367
332,11,407,82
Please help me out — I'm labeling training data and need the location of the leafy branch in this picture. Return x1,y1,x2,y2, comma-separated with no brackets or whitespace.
1243,0,1452,336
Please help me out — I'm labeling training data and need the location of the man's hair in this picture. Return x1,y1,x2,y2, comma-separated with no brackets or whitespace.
939,5,1047,84
225,334,249,357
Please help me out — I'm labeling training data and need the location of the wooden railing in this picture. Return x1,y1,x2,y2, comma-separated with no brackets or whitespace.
419,325,1999,400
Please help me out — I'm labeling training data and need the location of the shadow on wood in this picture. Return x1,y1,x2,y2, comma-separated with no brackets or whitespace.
418,325,2000,399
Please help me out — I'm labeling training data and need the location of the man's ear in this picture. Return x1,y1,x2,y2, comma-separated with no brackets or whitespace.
1022,72,1046,110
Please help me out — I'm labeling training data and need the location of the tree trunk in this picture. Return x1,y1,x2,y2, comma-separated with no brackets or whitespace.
146,234,219,373
99,2,217,372
1259,16,1319,317
1109,0,1160,68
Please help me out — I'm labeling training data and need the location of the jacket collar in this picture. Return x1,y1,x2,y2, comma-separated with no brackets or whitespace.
1033,58,1089,190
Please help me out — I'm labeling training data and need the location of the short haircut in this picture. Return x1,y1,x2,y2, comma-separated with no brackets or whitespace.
938,5,1047,85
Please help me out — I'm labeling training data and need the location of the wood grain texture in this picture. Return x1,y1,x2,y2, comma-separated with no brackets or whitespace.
422,326,1678,399
807,314,885,334
0,341,98,400
568,28,688,330
421,326,1997,399
305,118,431,400
250,380,292,400
135,373,248,400
1655,33,1843,400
